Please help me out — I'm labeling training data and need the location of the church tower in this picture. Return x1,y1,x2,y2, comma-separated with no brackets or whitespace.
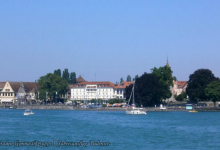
166,57,170,68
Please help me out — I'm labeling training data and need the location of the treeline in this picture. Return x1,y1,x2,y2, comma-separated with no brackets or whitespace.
186,69,220,107
117,75,139,84
36,68,76,102
125,65,175,107
54,69,76,84
125,66,220,107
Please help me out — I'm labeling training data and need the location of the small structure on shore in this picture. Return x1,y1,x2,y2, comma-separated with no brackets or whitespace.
186,104,193,110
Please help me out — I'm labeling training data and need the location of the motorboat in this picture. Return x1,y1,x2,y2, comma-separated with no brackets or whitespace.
24,109,34,115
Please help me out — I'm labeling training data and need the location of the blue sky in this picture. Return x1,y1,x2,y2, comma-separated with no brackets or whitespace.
0,0,220,83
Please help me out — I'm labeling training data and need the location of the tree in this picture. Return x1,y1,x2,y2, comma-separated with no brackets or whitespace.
186,69,218,103
151,65,175,100
54,69,61,77
205,81,220,107
175,91,187,101
38,73,68,102
151,65,174,87
133,75,138,81
125,73,167,107
126,75,132,81
62,68,69,83
69,72,76,84
120,77,124,83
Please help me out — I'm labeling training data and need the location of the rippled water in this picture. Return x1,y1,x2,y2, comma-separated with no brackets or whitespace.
0,109,220,149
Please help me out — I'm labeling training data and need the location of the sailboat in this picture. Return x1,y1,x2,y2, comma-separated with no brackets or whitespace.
125,81,147,115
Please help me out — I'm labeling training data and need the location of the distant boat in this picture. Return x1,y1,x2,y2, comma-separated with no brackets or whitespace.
125,81,147,115
189,110,198,113
24,109,34,115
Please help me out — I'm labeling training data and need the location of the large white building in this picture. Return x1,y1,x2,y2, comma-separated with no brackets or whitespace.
70,77,133,100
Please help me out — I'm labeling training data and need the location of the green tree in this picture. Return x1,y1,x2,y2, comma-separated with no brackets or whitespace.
175,91,187,101
125,73,167,107
126,75,132,81
133,75,139,81
151,65,175,100
120,77,124,83
38,73,68,102
186,69,218,103
62,68,69,83
54,69,61,77
69,72,76,84
205,81,220,107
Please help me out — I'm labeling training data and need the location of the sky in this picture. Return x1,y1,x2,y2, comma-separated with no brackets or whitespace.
0,0,220,83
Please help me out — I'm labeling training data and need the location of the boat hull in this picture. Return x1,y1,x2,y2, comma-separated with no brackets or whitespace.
24,113,34,115
126,109,147,115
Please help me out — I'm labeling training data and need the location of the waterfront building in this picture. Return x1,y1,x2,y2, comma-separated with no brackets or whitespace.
0,81,39,105
114,81,134,99
70,76,133,101
173,81,188,96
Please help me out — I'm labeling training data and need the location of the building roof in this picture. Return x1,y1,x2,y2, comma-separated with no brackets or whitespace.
76,75,86,83
9,82,39,93
71,81,116,88
114,81,134,89
175,81,187,88
0,82,6,89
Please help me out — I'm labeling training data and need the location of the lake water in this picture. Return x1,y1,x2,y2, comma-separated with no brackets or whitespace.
0,109,220,150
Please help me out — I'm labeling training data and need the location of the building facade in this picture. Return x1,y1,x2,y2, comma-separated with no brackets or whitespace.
173,81,188,96
70,78,133,101
0,81,39,104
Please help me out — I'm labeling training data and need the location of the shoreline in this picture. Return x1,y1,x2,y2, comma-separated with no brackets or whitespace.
3,105,219,112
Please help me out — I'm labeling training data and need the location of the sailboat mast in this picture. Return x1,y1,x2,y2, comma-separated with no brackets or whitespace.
133,81,135,107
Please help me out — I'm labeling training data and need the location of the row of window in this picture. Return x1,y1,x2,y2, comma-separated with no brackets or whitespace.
0,93,13,96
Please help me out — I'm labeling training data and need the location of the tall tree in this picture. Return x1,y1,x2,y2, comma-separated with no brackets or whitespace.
186,69,218,103
38,73,68,102
54,69,61,77
205,81,220,107
125,73,167,107
151,65,175,100
120,77,124,83
69,72,76,84
126,75,132,81
133,75,138,81
62,68,69,83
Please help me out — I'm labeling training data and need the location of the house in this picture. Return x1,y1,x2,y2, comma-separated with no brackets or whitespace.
173,81,188,96
0,81,39,105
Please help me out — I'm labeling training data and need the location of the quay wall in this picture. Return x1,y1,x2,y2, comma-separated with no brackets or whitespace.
15,105,188,111
7,105,220,112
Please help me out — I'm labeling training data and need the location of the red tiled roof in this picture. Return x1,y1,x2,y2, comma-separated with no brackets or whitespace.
76,75,86,83
114,81,134,89
71,81,115,88
176,81,187,88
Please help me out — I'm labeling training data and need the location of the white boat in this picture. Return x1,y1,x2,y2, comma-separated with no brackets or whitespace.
125,81,147,115
126,107,147,115
24,109,34,115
